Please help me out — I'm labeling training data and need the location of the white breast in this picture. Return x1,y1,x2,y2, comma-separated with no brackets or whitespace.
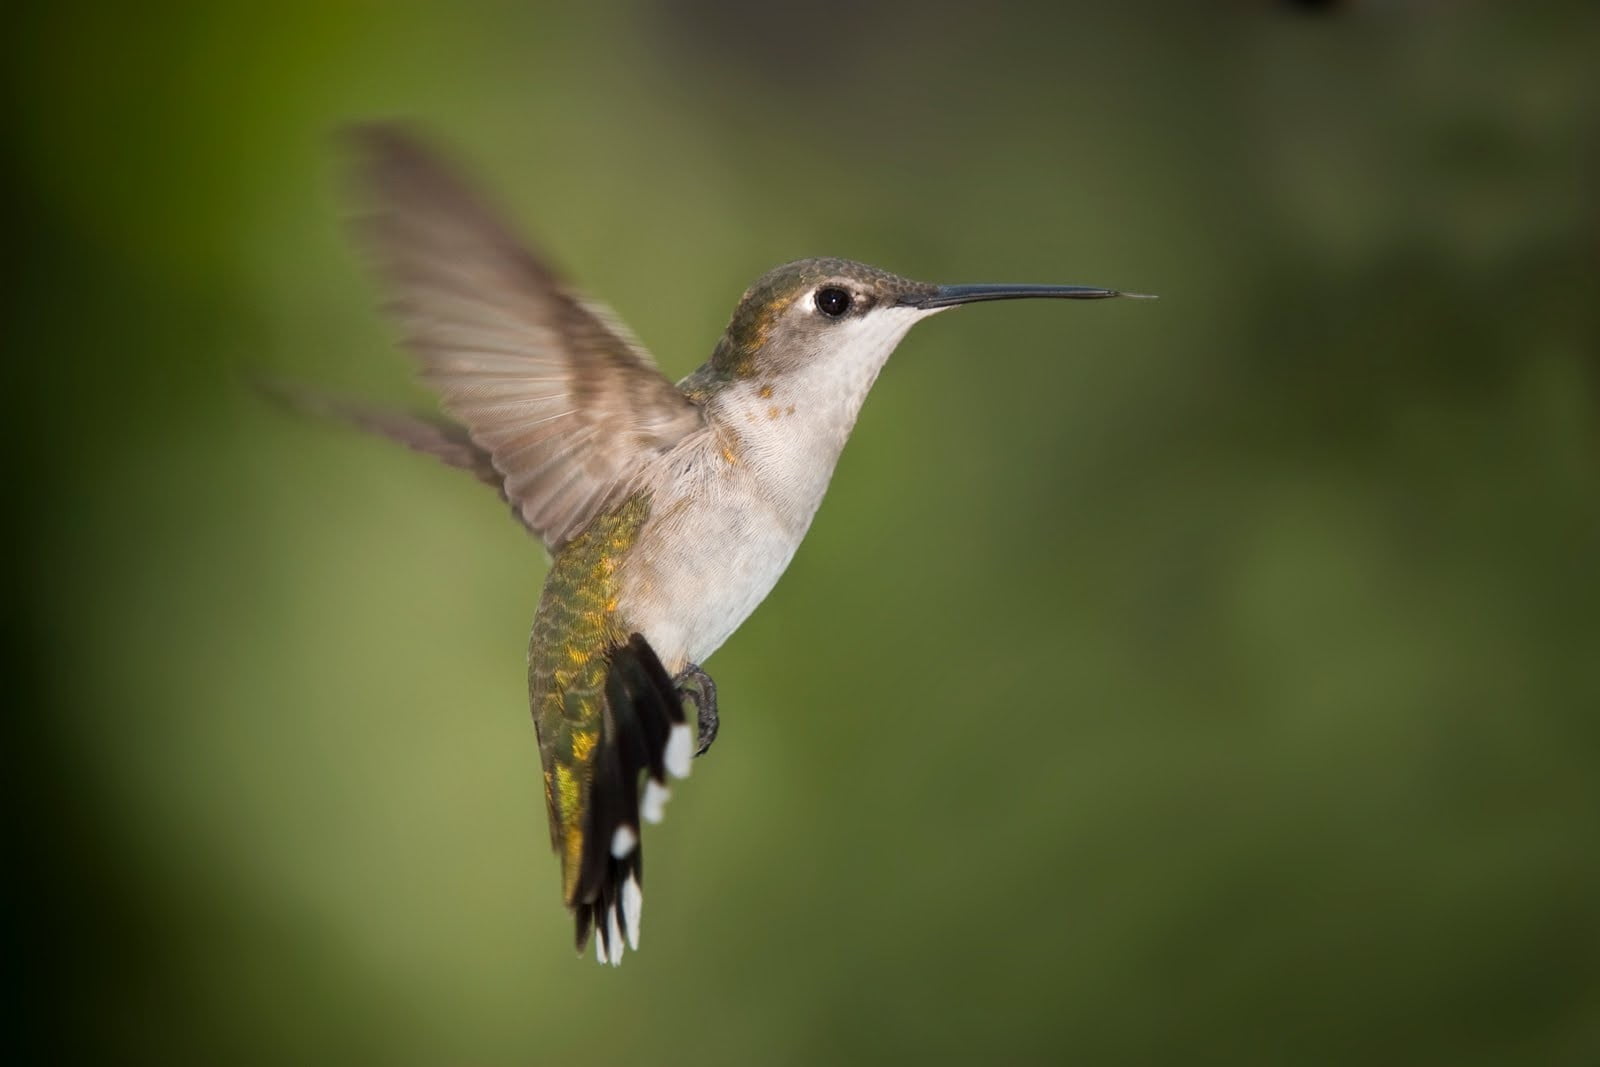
617,305,930,672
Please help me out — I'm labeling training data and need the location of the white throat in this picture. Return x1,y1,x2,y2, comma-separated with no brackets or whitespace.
716,305,934,525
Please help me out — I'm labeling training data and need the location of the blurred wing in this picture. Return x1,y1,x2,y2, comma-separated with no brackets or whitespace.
348,124,705,548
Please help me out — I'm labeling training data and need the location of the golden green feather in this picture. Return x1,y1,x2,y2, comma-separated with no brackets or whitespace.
527,492,652,904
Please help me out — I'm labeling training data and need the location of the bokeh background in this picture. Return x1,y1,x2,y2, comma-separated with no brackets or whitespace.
12,1,1599,1063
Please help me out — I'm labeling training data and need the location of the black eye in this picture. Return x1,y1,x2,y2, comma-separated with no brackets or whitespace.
814,287,852,318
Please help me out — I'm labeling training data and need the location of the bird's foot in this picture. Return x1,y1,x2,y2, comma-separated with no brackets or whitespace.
673,663,718,757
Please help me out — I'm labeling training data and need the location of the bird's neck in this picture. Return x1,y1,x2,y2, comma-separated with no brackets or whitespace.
689,328,914,527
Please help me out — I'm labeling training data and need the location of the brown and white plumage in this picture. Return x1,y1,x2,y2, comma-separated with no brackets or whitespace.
349,124,704,549
317,123,1142,965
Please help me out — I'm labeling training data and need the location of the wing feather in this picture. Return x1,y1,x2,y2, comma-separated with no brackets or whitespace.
348,124,705,548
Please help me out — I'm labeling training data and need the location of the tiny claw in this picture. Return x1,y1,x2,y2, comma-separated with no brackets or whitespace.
673,663,720,757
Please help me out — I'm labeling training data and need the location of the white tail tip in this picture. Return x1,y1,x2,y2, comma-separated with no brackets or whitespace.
665,723,693,779
642,779,671,824
607,905,625,967
622,874,642,951
610,824,638,859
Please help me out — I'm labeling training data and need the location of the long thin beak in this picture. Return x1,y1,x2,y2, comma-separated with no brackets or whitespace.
900,284,1155,309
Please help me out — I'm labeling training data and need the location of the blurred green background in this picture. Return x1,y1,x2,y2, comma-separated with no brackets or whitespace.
13,1,1600,1063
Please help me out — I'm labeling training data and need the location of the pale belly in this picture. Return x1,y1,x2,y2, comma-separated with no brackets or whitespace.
610,357,883,676
613,440,826,674
615,492,805,674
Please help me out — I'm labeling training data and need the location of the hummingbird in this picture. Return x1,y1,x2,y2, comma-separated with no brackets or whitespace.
323,124,1149,966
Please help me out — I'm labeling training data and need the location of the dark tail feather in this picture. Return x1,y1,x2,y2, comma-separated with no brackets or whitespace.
254,376,506,497
575,633,693,965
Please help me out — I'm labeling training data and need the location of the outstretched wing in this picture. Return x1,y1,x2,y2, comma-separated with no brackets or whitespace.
256,377,510,500
348,124,705,548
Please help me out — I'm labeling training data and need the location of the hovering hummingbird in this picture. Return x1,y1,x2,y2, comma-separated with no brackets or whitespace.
321,125,1149,966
